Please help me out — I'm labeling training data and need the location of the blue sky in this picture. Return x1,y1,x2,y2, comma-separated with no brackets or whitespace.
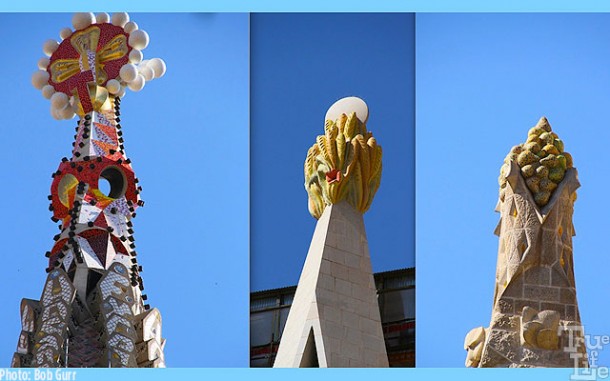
250,13,415,292
0,13,249,367
417,13,610,367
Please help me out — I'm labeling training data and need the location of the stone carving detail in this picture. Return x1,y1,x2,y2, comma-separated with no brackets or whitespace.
520,307,560,350
304,98,382,219
499,117,573,207
464,327,487,368
466,118,587,368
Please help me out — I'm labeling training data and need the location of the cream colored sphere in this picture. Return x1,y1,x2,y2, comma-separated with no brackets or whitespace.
72,13,95,30
128,30,149,50
32,70,50,90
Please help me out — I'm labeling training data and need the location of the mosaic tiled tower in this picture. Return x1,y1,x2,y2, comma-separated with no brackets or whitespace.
274,97,387,367
465,117,588,368
13,13,167,368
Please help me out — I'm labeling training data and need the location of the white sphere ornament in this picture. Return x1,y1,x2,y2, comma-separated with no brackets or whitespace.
96,12,110,24
139,65,154,81
117,86,126,98
127,74,145,92
59,105,75,120
51,92,69,109
111,12,129,27
72,13,95,30
124,21,138,34
119,64,138,83
128,49,143,64
106,79,121,94
325,96,369,125
32,70,50,90
42,85,56,99
37,57,50,70
128,30,149,50
59,27,72,40
42,39,59,57
149,58,166,78
51,106,61,120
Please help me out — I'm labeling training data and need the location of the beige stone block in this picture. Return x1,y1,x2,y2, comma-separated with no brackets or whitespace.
362,333,386,351
324,320,345,340
340,340,362,361
352,284,371,302
341,309,360,330
559,288,576,305
320,259,332,275
324,246,345,265
318,273,335,292
322,305,341,324
360,255,373,273
335,278,352,297
330,262,349,281
348,268,369,285
361,317,383,337
524,267,551,286
497,298,515,314
330,353,349,367
345,327,362,345
523,285,559,303
344,251,362,269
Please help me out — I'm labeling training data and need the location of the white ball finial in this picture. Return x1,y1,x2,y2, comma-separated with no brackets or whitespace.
59,28,72,40
325,96,369,124
139,65,154,81
111,12,129,27
32,70,50,90
119,64,138,83
129,49,143,64
41,85,56,99
149,58,166,78
72,13,95,30
106,79,121,94
128,75,145,92
37,57,50,70
128,30,149,50
124,21,139,34
96,12,110,24
50,92,69,109
42,39,59,57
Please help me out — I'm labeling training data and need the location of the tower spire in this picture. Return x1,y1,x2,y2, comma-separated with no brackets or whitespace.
14,12,166,368
465,118,587,368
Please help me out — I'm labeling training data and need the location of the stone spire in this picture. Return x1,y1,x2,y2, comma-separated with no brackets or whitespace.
274,97,388,367
465,117,587,368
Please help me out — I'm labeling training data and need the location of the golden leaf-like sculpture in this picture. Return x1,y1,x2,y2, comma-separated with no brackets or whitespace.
304,111,382,219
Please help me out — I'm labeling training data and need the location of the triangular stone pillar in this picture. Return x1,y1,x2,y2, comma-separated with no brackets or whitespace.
274,201,388,368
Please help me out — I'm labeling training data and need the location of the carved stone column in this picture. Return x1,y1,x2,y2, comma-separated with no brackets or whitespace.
465,117,588,368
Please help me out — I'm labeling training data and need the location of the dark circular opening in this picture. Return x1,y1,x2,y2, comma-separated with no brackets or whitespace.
99,166,126,199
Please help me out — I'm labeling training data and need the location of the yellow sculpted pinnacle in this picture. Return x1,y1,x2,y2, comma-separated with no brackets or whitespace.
304,111,382,219
499,117,574,207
